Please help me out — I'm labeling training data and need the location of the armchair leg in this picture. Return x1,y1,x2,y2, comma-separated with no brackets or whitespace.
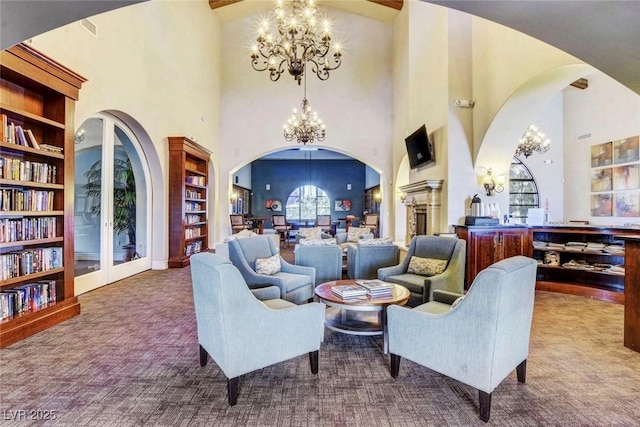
199,345,208,367
228,377,239,406
478,390,492,422
309,350,319,374
390,353,401,378
516,359,527,383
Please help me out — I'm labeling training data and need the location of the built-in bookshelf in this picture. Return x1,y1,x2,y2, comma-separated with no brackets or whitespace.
168,136,210,268
0,43,86,347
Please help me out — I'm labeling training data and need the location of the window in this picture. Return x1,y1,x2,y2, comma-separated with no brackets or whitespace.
285,185,330,222
509,157,540,223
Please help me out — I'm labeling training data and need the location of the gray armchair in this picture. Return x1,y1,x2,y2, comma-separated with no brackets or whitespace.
378,235,465,306
228,236,315,304
294,243,343,285
387,256,537,422
190,252,325,405
346,241,399,280
294,227,333,244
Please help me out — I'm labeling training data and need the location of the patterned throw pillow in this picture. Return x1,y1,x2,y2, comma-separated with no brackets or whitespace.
297,227,322,240
300,238,337,246
347,227,371,243
407,256,448,277
358,237,394,246
255,254,281,275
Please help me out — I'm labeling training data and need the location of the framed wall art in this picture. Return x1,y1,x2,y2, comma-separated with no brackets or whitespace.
615,192,640,217
590,141,612,167
613,136,639,164
590,194,613,217
612,164,640,190
335,200,351,211
590,168,612,192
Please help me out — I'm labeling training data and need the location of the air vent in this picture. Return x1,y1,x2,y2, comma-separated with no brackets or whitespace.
80,18,98,37
577,132,592,141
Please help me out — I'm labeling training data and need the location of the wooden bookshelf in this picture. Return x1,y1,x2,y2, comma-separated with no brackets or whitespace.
0,43,86,348
168,136,210,268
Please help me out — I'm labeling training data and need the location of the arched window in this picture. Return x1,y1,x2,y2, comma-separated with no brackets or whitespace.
509,157,540,223
285,185,330,222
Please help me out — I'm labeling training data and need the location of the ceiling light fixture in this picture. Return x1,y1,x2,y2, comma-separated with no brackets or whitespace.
250,0,343,85
516,124,551,158
283,73,325,144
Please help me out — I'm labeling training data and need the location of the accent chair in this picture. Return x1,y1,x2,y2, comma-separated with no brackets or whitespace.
387,256,537,422
190,252,325,405
229,214,250,234
294,240,343,285
378,235,466,306
228,235,315,304
272,214,292,248
346,239,399,280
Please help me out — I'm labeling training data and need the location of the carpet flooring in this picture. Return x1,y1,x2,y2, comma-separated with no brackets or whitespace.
1,257,640,426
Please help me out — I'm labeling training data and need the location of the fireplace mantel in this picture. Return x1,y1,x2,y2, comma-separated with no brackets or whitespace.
398,179,444,244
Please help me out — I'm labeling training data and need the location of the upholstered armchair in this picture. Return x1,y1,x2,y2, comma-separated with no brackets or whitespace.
378,235,466,306
294,227,333,244
190,252,325,405
294,240,342,285
387,256,538,422
228,236,315,304
359,213,380,237
346,239,399,280
335,229,374,252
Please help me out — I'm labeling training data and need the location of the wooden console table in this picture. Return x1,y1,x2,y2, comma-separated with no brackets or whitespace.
617,235,640,353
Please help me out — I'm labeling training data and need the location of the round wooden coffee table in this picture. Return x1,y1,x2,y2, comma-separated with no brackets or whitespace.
315,279,410,353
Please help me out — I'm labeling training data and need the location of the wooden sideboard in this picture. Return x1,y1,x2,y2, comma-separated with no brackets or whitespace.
617,235,640,353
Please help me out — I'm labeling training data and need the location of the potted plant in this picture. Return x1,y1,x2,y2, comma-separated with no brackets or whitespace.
84,157,138,261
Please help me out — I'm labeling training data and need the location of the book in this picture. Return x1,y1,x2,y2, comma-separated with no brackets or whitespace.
0,114,6,143
25,129,40,149
331,284,367,299
39,144,63,154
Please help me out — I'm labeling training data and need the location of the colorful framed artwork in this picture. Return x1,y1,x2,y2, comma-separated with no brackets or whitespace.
613,136,640,164
265,199,282,211
615,192,640,217
590,194,613,217
335,200,351,211
590,142,612,167
613,165,640,190
590,168,612,192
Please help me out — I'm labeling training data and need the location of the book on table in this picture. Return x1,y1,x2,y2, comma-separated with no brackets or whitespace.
331,284,367,299
356,279,393,297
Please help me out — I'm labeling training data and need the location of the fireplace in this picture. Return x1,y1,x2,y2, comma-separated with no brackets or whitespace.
399,179,444,245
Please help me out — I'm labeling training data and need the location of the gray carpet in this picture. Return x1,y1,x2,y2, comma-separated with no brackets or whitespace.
1,264,640,426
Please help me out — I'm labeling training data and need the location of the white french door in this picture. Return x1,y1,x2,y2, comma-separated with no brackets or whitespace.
73,114,151,294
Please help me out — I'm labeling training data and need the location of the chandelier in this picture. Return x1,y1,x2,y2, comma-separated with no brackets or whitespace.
283,97,326,144
515,124,551,158
250,0,342,85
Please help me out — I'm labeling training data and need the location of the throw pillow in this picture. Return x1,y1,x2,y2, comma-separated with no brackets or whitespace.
358,237,394,246
347,227,371,243
300,238,337,246
407,256,448,277
297,227,322,240
255,254,281,275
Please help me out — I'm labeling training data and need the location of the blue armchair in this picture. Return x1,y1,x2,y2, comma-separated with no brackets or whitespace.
190,253,325,405
378,235,465,306
387,256,537,422
346,241,399,280
228,236,315,304
294,242,343,285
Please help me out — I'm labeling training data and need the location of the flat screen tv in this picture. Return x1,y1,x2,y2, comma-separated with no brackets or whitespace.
405,124,435,169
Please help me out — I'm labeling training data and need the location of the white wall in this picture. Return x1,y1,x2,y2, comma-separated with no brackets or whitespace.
218,5,394,239
563,72,640,226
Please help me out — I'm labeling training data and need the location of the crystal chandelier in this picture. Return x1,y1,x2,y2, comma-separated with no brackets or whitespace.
283,97,325,144
250,0,342,85
515,124,551,158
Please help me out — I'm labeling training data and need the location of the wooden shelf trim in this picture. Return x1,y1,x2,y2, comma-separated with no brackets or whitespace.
0,236,64,250
0,179,64,189
533,247,624,256
537,264,624,277
0,267,64,288
1,103,66,129
0,142,64,159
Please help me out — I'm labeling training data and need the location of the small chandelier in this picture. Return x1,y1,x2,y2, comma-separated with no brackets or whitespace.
516,124,551,158
250,0,342,85
283,97,325,144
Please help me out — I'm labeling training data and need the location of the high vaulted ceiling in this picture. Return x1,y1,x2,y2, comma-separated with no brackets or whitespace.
0,0,638,95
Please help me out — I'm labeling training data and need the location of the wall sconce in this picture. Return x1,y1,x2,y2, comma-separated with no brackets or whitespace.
74,129,85,144
483,169,505,196
230,192,238,203
374,192,382,203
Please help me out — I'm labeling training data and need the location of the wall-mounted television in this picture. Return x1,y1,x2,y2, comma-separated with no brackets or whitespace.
405,124,435,169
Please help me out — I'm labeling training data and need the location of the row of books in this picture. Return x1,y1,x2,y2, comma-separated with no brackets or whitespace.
1,247,63,280
185,240,203,256
185,175,206,186
0,188,55,211
533,240,625,255
0,216,58,243
184,201,204,212
561,259,625,274
1,115,63,154
185,189,204,199
0,280,57,321
0,157,58,184
185,214,204,224
332,280,394,299
185,227,203,239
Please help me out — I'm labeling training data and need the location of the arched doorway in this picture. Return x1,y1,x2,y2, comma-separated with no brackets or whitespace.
73,113,152,294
